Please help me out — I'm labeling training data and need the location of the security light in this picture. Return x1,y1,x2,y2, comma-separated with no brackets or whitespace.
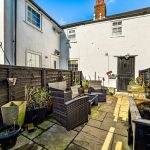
105,53,109,56
125,53,130,59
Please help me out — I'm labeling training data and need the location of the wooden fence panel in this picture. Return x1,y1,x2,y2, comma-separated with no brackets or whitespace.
0,65,82,107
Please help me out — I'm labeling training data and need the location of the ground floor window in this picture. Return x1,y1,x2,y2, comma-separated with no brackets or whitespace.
27,51,41,67
68,60,78,71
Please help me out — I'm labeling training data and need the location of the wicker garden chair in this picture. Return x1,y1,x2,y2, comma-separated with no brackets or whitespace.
88,80,107,102
48,82,89,130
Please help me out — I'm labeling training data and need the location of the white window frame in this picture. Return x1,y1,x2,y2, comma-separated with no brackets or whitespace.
26,50,42,68
67,29,76,43
112,21,122,36
26,3,42,30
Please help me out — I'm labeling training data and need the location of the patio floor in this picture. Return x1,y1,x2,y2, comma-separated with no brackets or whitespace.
2,94,132,150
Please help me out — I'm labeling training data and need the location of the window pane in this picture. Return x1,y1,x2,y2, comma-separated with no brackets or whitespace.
112,22,117,26
112,21,122,36
118,21,122,25
68,60,78,71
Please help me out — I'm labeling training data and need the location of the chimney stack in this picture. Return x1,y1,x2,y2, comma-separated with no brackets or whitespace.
94,0,106,20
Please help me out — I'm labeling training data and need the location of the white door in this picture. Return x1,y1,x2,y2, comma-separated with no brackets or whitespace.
51,55,59,69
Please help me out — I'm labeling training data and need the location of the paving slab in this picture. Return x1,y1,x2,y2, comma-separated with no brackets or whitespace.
73,123,86,132
38,120,55,130
73,131,103,150
100,105,115,113
115,120,128,137
82,125,108,141
111,134,130,150
34,124,78,150
87,119,101,128
100,116,116,131
66,143,87,150
22,127,43,140
10,135,43,150
105,112,115,119
90,110,106,122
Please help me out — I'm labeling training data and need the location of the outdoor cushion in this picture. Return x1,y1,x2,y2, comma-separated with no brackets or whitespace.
48,81,67,91
88,80,102,90
70,85,80,98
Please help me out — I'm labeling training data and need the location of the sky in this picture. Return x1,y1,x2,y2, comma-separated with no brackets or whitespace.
34,0,150,25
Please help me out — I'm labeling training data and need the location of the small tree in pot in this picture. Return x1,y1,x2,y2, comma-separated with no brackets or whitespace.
25,86,52,125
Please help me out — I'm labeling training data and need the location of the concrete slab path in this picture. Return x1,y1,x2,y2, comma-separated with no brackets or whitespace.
0,94,131,150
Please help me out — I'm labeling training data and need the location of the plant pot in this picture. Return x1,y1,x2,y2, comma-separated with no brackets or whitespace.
0,125,21,150
25,107,47,125
46,101,53,115
1,101,27,126
108,87,116,95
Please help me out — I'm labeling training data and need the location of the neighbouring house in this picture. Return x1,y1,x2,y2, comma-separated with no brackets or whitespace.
0,0,69,69
62,0,150,91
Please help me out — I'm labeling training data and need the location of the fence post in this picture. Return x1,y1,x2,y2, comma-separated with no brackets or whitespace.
70,71,72,86
41,69,47,88
7,68,11,102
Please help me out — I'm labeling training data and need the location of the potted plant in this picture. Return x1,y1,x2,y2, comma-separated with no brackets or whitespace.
25,86,51,125
33,88,52,114
0,124,21,149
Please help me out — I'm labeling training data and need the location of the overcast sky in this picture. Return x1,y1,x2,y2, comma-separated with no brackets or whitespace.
34,0,150,25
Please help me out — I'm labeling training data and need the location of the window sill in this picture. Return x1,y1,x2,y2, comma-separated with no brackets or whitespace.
110,35,125,38
24,20,43,33
70,41,77,43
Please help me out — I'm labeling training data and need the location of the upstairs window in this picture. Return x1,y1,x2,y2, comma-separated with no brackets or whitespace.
26,4,41,29
68,29,76,42
68,60,78,71
112,21,122,36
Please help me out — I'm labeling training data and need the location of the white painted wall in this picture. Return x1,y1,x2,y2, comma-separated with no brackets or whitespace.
64,14,150,87
60,31,70,70
16,0,61,68
0,0,4,64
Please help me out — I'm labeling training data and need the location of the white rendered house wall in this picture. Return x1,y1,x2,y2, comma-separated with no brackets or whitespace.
16,0,61,68
0,0,4,64
64,14,150,87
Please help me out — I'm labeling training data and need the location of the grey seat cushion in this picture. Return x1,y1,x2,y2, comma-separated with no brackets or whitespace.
48,81,67,91
70,85,80,98
88,80,102,90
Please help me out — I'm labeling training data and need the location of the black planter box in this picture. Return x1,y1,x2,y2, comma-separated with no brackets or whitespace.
25,107,47,125
128,97,150,150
